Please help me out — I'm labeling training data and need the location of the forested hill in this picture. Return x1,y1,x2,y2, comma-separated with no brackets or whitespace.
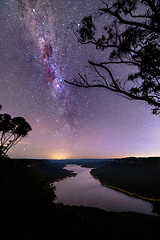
91,157,160,201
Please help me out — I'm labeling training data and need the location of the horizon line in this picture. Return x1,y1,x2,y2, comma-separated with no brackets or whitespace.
11,156,160,160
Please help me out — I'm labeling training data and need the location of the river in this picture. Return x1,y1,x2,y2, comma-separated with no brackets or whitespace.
54,164,154,215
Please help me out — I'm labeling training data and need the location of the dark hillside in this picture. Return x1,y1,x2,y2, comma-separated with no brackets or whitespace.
0,157,160,240
91,157,160,200
12,158,76,181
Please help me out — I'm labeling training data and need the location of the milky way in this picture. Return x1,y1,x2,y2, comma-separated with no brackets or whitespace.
18,0,77,127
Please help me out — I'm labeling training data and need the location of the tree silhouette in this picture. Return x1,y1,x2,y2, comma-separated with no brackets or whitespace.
65,0,160,114
0,105,32,157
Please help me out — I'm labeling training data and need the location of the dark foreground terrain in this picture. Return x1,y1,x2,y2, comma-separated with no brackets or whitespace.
0,157,160,240
91,157,160,200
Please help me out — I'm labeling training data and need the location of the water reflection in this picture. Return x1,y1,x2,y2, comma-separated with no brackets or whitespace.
54,164,154,215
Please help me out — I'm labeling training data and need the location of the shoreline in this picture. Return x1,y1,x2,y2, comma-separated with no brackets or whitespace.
104,183,160,203
91,173,160,203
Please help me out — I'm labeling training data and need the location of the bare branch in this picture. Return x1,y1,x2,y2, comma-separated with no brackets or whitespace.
129,12,153,19
98,7,159,33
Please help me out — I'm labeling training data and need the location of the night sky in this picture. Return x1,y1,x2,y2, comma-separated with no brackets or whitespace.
1,0,160,159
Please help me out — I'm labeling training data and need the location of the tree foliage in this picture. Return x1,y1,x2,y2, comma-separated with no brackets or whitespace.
0,105,32,157
65,0,160,115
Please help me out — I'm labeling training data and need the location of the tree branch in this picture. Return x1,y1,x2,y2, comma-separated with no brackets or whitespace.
129,12,153,19
99,7,159,33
